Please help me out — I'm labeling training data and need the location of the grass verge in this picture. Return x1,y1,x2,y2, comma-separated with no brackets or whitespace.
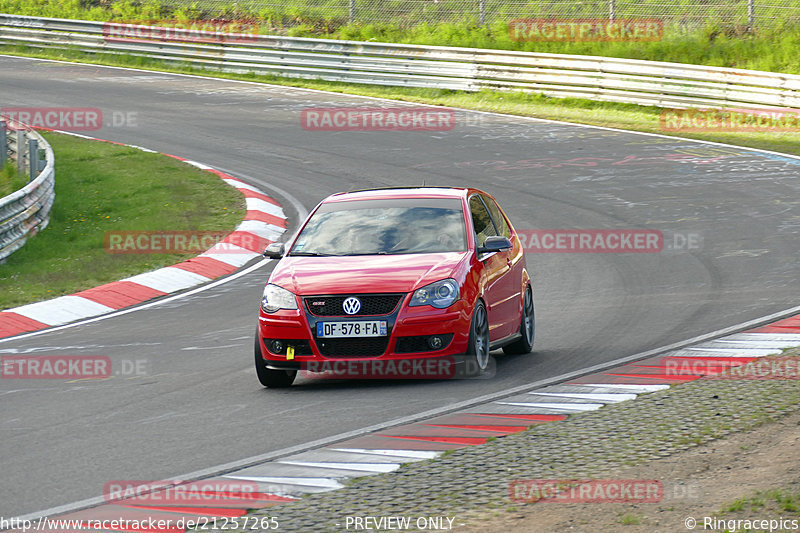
0,161,26,197
0,132,245,310
721,487,800,515
3,44,800,158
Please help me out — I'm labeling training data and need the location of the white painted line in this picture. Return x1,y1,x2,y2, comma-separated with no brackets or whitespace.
236,220,286,241
332,448,441,460
575,384,670,393
123,267,210,293
664,346,781,357
183,160,213,170
695,340,792,349
199,245,260,267
528,392,638,402
223,178,264,193
713,339,800,349
285,450,414,464
667,353,771,358
125,144,157,153
246,197,285,218
497,402,605,411
224,475,343,489
724,333,800,343
59,132,94,140
10,296,115,326
278,460,400,473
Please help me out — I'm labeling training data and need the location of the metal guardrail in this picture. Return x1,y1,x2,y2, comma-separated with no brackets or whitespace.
0,117,55,262
2,14,800,111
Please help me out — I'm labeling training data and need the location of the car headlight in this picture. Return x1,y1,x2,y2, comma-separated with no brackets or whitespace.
261,284,298,313
410,278,460,309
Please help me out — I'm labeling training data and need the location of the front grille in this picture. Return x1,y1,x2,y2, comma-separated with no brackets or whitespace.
315,337,391,357
304,294,404,317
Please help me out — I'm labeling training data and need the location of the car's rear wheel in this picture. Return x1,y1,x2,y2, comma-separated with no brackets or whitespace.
503,285,534,355
254,334,296,388
464,300,490,374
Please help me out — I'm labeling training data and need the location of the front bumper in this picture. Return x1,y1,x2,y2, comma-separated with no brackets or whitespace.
257,293,471,366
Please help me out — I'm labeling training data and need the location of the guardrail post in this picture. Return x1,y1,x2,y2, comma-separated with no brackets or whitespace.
349,0,355,24
16,129,24,176
28,138,38,181
479,0,486,26
609,0,616,20
0,120,6,168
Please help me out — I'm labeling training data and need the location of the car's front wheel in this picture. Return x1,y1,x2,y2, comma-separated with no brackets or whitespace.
464,300,490,374
254,334,296,388
503,284,534,355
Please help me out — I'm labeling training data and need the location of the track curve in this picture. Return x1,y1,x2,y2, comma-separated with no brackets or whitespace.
0,55,798,517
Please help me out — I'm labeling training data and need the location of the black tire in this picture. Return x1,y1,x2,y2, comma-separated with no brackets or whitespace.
254,334,296,388
464,300,491,375
503,285,535,355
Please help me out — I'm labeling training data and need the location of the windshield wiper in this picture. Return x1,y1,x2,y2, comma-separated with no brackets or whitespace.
338,251,390,256
289,251,338,257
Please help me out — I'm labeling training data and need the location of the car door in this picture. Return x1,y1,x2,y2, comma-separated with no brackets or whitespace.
469,194,515,341
480,193,523,339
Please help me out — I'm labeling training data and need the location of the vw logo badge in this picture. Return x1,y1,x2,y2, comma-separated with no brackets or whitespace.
342,297,361,315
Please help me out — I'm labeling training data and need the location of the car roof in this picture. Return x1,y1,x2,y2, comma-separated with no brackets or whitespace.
325,187,472,203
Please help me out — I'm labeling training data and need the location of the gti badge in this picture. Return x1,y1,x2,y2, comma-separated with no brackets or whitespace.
342,297,361,315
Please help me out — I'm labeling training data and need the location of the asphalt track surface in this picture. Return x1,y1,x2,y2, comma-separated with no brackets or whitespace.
0,55,798,518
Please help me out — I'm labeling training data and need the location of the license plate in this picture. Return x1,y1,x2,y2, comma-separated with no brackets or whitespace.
316,321,387,338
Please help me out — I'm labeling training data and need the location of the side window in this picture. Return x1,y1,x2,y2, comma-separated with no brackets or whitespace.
469,195,497,247
481,195,511,238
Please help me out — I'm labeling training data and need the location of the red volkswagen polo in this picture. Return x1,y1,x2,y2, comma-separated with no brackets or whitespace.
254,187,534,387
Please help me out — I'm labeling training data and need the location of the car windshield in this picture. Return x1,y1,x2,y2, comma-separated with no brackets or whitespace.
290,198,467,256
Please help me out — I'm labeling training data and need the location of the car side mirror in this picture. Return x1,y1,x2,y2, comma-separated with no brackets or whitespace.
477,236,512,255
263,242,285,259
